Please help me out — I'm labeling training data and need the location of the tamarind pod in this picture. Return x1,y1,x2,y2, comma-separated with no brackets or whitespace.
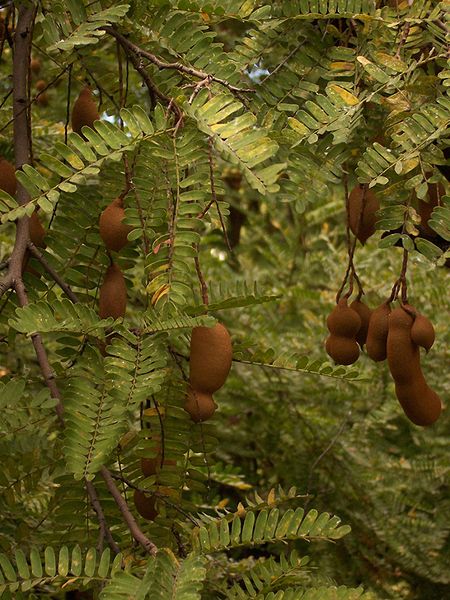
325,335,360,365
71,86,99,135
350,299,372,348
141,456,161,477
133,490,158,521
189,323,232,394
99,263,127,320
387,307,418,385
29,211,46,248
387,307,442,426
30,58,41,74
410,313,435,352
99,197,132,252
326,298,361,337
184,389,217,423
0,157,17,196
395,380,442,427
418,182,444,237
366,301,391,362
35,79,46,92
141,449,176,476
348,185,380,244
36,92,49,107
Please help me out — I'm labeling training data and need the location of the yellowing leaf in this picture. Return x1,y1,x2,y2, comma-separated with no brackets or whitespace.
328,85,359,106
267,488,276,507
375,52,407,72
287,117,309,136
330,61,354,71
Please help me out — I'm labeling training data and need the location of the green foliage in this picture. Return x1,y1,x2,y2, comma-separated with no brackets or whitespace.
0,546,122,594
0,0,449,598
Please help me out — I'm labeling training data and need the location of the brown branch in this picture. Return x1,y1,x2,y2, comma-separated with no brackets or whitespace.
108,471,198,526
15,279,65,422
100,466,158,556
85,479,121,555
194,248,209,306
8,6,159,558
104,26,254,95
27,242,79,303
116,36,182,126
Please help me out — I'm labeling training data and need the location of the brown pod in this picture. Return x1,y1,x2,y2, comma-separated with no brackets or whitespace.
29,211,46,248
35,79,46,92
99,263,127,320
189,323,232,394
30,58,41,74
348,185,380,244
133,490,158,521
184,389,217,423
141,455,161,477
36,93,49,107
0,157,17,196
141,447,175,476
395,380,442,427
411,312,435,352
325,336,360,366
99,197,132,252
387,306,442,426
71,86,99,135
350,299,372,348
366,301,391,362
326,298,361,337
417,182,444,237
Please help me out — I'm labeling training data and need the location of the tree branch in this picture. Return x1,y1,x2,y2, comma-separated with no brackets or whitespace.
100,466,158,556
111,29,183,126
27,242,79,303
4,3,160,561
85,479,121,555
104,26,254,95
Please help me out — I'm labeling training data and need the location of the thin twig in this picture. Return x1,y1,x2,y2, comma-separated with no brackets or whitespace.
104,26,254,95
194,248,209,306
108,471,198,526
100,466,158,556
118,39,182,125
305,412,351,503
85,479,121,555
27,242,79,303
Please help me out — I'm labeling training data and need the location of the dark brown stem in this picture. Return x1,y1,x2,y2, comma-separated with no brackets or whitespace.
64,64,72,144
27,242,79,303
85,479,121,554
395,22,411,59
194,247,209,306
400,249,409,304
116,36,182,126
208,138,231,251
15,279,64,423
7,2,154,563
104,26,254,95
100,466,158,556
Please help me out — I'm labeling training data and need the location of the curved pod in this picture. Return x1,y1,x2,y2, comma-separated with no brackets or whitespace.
350,299,372,348
387,307,441,426
366,301,391,362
